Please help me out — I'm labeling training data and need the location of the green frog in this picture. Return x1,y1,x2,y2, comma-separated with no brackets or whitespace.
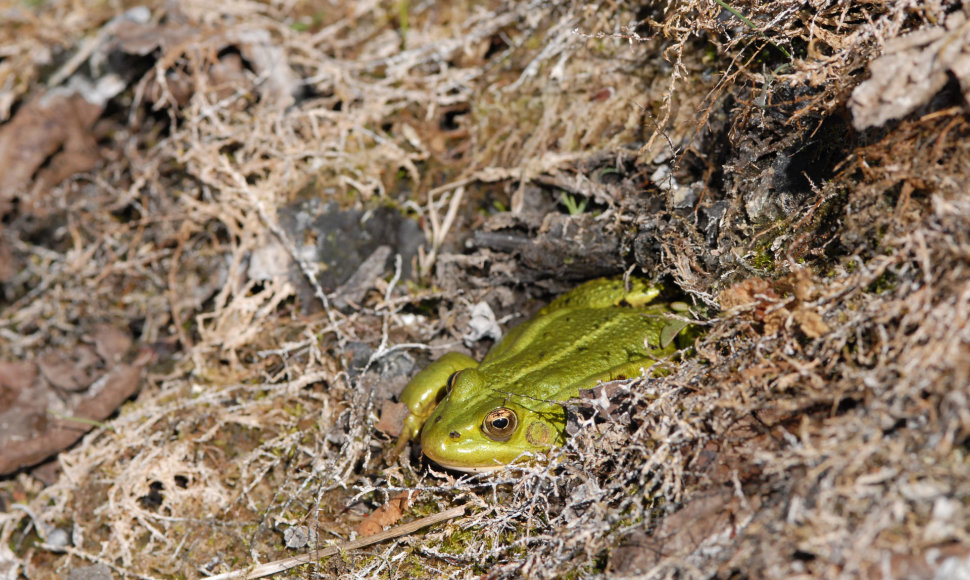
396,277,692,473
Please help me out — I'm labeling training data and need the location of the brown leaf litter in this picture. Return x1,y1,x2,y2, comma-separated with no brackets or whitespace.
850,8,970,130
0,327,151,477
2,0,970,578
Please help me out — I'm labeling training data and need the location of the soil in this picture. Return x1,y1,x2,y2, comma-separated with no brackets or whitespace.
2,0,970,578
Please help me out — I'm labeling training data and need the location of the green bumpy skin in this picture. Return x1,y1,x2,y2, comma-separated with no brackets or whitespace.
397,277,693,473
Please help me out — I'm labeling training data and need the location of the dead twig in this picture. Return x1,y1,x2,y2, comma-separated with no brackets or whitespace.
202,506,466,579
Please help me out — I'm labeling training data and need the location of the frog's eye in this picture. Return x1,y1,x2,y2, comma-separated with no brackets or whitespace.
481,407,518,441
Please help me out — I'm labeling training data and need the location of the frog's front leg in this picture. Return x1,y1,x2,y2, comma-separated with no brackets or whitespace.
394,351,479,454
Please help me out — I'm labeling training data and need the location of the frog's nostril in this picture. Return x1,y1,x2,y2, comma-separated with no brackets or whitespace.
449,431,460,439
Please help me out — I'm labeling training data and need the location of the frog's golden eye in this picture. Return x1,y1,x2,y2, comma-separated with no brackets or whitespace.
481,407,518,441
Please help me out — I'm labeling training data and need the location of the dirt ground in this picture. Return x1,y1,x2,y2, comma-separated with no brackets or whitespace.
2,0,970,578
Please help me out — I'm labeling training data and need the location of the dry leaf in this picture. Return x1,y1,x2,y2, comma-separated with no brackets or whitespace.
355,491,414,537
375,400,410,439
92,324,133,364
864,543,970,580
0,93,102,210
793,307,830,338
37,346,100,392
0,361,38,411
850,10,970,129
609,489,762,575
0,358,146,475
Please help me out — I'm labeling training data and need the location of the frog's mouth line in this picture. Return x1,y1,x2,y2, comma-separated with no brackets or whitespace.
423,446,537,473
428,459,507,474
422,448,506,473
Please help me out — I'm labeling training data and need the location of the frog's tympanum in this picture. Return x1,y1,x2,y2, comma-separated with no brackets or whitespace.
397,277,693,472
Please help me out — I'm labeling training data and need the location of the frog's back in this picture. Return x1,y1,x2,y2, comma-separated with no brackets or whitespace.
479,302,673,402
540,277,662,312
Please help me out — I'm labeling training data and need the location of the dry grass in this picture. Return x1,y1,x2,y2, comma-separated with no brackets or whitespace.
1,0,969,578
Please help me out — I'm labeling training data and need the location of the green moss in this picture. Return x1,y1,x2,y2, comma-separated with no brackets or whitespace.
750,248,776,271
867,270,898,294
439,525,482,555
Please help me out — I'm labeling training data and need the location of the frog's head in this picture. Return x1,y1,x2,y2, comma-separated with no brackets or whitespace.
419,368,566,473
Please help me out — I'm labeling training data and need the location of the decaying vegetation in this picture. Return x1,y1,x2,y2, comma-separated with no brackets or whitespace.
2,0,970,577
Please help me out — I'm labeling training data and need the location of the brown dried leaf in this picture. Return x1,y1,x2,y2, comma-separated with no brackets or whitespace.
763,309,788,336
375,400,410,439
720,278,789,335
331,245,392,310
793,307,830,338
111,18,198,55
92,324,133,364
0,361,38,411
114,20,287,109
609,489,762,575
0,361,49,452
718,278,778,311
0,93,102,211
0,226,14,282
0,360,144,476
850,11,970,129
355,491,413,537
38,346,100,392
864,543,970,580
790,269,817,302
